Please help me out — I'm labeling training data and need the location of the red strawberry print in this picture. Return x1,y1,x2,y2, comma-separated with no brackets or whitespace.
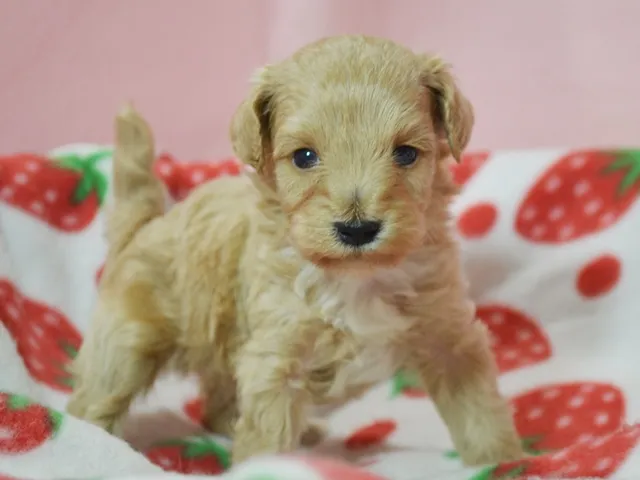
183,397,204,425
145,436,230,474
0,280,82,392
154,154,242,202
512,382,625,453
470,424,640,479
0,392,63,454
477,305,551,374
576,254,622,299
0,151,110,232
457,202,499,238
515,149,640,243
390,369,427,398
344,420,397,450
449,151,490,186
300,456,388,480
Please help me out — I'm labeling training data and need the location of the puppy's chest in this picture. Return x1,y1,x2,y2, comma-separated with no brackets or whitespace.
298,266,420,399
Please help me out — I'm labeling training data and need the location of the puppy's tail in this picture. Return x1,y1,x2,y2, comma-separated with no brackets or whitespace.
107,104,165,256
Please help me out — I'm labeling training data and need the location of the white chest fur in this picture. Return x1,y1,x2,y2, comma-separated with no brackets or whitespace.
291,255,430,398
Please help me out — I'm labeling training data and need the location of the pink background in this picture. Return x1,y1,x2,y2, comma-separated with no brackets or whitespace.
1,0,638,158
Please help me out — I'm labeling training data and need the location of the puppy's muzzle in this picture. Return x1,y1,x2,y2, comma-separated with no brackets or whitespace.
333,220,381,247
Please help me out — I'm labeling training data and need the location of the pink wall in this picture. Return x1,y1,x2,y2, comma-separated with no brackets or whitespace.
1,0,638,158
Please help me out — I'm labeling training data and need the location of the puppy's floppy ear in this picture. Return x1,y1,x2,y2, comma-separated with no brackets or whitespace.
418,55,474,162
229,67,277,176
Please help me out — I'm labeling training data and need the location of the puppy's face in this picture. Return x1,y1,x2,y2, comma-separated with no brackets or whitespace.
231,36,474,272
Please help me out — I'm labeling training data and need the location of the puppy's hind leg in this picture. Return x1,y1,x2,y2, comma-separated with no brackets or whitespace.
67,299,174,435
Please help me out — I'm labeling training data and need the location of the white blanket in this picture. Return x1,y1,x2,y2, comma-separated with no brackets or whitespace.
1,146,639,480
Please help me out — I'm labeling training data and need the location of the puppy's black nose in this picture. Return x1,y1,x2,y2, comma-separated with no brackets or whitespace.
333,220,381,246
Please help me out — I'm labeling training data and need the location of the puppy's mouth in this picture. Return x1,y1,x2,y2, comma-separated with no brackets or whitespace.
312,252,403,275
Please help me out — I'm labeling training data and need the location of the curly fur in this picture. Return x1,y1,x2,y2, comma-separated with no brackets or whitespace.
67,35,523,466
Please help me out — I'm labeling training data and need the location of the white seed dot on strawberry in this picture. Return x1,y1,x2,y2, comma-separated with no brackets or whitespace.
489,313,505,325
584,199,602,216
602,391,616,403
6,304,19,319
521,206,537,221
62,215,77,226
528,407,544,420
530,343,546,354
594,412,609,426
543,388,560,399
44,190,58,203
13,173,29,185
595,457,613,472
0,187,14,199
580,384,596,394
502,350,517,361
545,175,562,192
558,224,575,240
30,201,44,214
28,336,39,349
531,224,547,238
548,206,565,221
43,312,59,325
517,329,532,342
25,161,40,172
191,170,205,184
158,457,174,467
32,325,44,337
573,180,590,197
568,395,585,408
557,415,572,428
552,449,568,461
570,155,587,169
0,427,13,440
29,358,44,371
599,212,615,225
157,163,173,177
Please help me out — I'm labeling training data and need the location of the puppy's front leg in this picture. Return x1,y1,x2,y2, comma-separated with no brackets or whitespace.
408,298,523,466
231,325,315,464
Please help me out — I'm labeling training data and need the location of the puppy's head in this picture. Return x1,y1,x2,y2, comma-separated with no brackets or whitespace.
231,36,473,273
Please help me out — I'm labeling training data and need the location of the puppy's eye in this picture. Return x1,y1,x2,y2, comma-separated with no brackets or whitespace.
393,145,419,167
292,148,319,169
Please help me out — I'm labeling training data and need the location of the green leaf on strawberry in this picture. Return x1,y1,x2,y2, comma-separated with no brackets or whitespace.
146,435,230,473
601,149,640,196
54,150,111,206
390,369,426,398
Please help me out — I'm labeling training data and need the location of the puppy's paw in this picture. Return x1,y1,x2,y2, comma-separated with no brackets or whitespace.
458,435,524,467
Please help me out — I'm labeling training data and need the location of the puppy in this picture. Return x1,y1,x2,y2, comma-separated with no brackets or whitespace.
67,35,523,466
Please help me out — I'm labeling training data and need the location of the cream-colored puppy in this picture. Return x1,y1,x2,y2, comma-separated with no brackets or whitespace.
68,35,523,466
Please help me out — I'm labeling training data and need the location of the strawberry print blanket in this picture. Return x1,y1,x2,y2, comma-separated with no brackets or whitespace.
1,145,640,480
